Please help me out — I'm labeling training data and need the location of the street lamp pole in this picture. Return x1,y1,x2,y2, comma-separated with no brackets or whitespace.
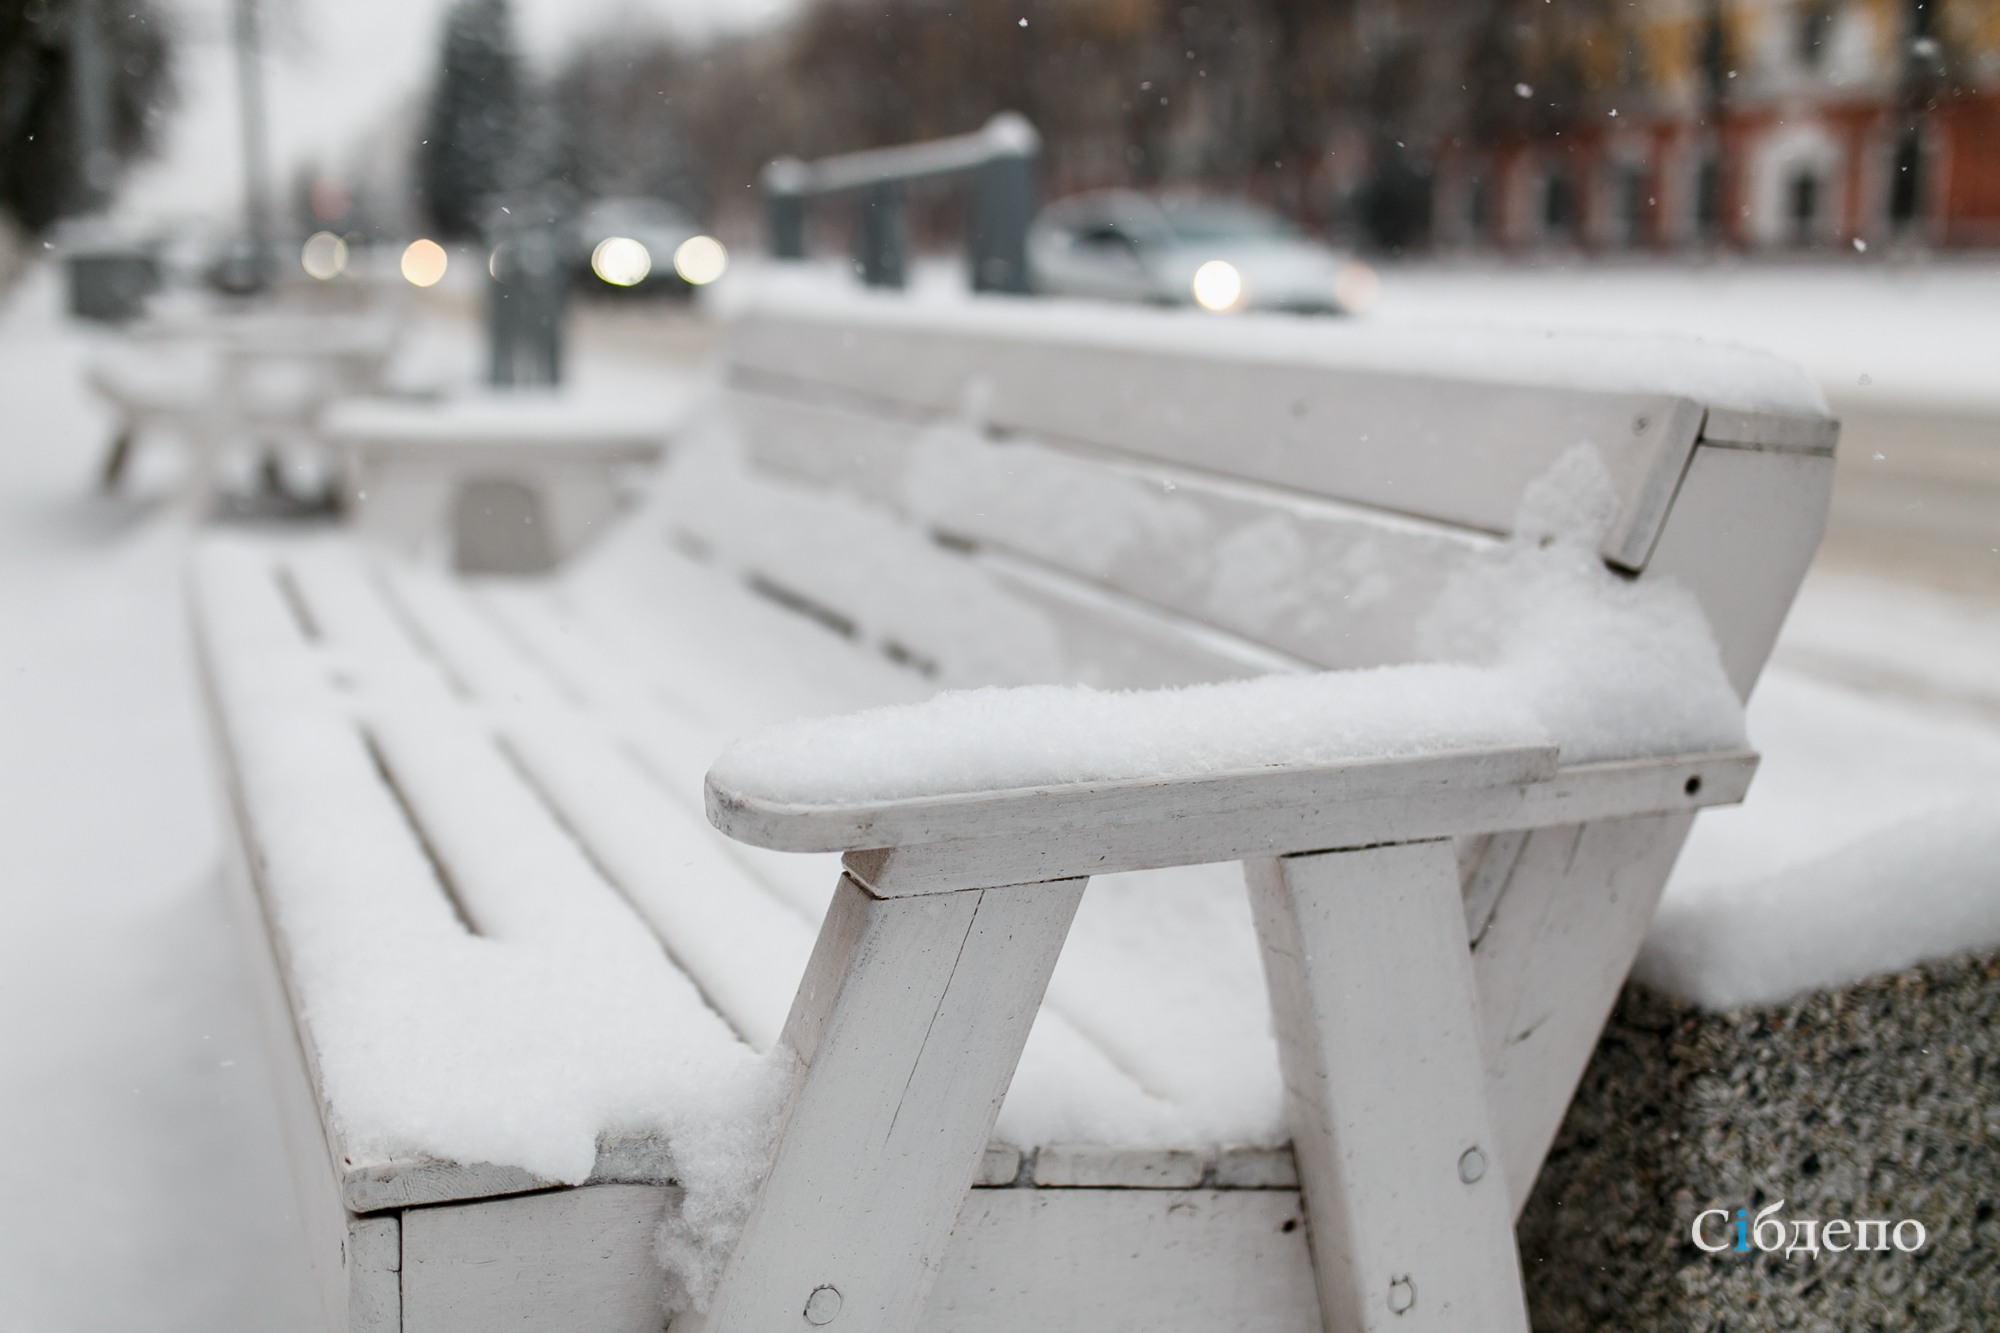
67,0,113,211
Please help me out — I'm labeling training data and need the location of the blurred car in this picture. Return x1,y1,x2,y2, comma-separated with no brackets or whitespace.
572,197,724,296
1028,190,1377,315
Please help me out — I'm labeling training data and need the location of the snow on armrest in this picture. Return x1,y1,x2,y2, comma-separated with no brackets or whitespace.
707,664,1560,855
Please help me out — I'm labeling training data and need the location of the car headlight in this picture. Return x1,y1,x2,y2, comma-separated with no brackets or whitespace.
591,237,653,286
1333,261,1380,314
673,235,728,285
1191,260,1243,311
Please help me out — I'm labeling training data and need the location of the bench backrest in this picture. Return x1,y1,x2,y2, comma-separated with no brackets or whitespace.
700,284,1835,698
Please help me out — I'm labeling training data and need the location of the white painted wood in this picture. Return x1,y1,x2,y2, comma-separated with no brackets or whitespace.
1700,407,1840,453
218,794,405,1331
1470,814,1696,1217
1461,829,1529,945
720,744,1557,858
382,1183,1320,1333
1642,445,1837,698
973,1145,1023,1187
348,1215,403,1333
689,873,1086,1333
724,313,1728,571
326,398,663,566
402,1183,679,1333
1032,1145,1206,1189
727,388,1489,673
1214,1147,1300,1190
824,748,1754,896
1246,841,1527,1333
199,297,1838,1333
927,1188,1319,1333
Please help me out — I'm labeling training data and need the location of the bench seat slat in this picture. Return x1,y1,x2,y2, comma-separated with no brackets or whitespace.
498,717,817,1051
199,539,773,1212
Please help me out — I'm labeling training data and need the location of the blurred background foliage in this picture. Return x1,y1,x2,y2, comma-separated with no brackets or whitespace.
0,0,175,232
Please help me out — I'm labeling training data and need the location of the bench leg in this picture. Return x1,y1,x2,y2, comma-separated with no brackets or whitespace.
99,426,136,491
1246,841,1528,1333
687,870,1086,1333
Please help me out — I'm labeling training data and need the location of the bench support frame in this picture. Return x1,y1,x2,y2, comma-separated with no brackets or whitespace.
689,873,1086,1333
1248,841,1528,1333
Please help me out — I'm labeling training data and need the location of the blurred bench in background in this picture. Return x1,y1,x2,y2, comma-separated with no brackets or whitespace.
323,396,665,574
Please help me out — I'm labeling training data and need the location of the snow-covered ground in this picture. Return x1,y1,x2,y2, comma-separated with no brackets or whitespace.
3,257,1997,1326
1370,257,2000,417
0,272,322,1326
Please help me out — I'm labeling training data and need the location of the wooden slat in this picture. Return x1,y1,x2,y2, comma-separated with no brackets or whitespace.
725,308,1736,571
1032,1145,1206,1189
217,772,403,1332
401,1184,679,1333
927,1188,1319,1333
655,438,1272,690
1246,841,1527,1333
727,389,1487,673
692,873,1085,1333
393,1183,1319,1333
499,716,816,1051
1215,1147,1300,1190
1700,406,1841,453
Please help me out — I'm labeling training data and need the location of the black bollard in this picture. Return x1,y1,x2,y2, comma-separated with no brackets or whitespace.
487,211,568,388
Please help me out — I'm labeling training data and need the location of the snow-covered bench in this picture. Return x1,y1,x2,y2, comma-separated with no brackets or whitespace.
195,285,1837,1333
92,307,400,501
322,395,668,574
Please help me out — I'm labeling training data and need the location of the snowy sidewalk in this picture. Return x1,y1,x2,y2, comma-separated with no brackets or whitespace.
0,272,320,1327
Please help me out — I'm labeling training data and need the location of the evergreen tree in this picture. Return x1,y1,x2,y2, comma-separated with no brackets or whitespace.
0,0,175,233
419,0,522,239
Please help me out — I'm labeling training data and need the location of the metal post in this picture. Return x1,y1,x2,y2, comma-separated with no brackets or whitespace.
855,181,906,289
971,154,1037,294
761,115,1038,294
232,0,273,286
765,159,809,260
488,212,568,388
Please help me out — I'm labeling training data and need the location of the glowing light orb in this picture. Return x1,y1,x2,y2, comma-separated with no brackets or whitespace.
1333,261,1380,314
1190,259,1243,311
673,235,729,286
400,239,449,288
591,236,653,287
301,231,348,280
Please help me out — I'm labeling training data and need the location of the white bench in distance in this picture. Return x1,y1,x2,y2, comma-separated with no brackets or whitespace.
194,283,1837,1333
322,394,667,574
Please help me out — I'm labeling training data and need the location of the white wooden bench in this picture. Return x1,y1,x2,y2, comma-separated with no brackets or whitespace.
322,395,668,574
195,285,1836,1333
92,306,401,501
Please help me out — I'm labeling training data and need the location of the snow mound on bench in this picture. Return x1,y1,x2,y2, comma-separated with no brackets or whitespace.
712,447,1746,805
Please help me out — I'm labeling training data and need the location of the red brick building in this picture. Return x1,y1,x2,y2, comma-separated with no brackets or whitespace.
1430,0,2000,251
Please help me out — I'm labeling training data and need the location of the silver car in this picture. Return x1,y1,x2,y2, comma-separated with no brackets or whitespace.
1028,190,1377,314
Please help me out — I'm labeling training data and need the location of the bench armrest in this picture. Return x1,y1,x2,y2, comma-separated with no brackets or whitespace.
707,731,1755,896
